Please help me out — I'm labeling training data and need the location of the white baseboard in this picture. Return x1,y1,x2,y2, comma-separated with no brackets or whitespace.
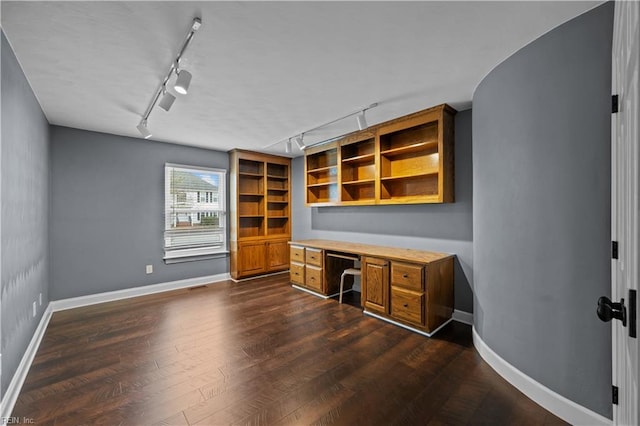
472,327,612,426
452,309,473,325
363,310,452,337
1,305,53,420
50,273,230,312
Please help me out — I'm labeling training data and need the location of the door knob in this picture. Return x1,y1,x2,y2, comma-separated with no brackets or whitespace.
597,296,627,326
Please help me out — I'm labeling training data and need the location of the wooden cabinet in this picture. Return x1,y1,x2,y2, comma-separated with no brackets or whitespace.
237,241,266,276
289,245,355,297
230,150,291,279
266,239,289,270
362,257,389,315
305,104,456,206
390,262,425,327
289,240,454,335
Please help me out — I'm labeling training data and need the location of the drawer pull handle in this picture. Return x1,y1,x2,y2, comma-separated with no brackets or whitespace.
402,274,408,278
403,303,409,308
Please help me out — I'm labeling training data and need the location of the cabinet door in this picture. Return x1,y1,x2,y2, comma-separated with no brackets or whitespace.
305,265,323,292
238,241,266,276
362,257,389,314
266,239,289,271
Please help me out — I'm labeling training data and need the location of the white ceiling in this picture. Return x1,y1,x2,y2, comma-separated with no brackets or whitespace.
1,1,602,156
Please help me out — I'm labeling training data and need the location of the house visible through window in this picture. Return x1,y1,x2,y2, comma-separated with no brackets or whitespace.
164,164,227,261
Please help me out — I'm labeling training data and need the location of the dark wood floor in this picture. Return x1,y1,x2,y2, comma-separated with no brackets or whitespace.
12,273,566,425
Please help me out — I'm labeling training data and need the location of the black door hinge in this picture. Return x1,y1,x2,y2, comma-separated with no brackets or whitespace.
613,385,619,405
630,289,637,338
612,241,619,259
612,95,619,113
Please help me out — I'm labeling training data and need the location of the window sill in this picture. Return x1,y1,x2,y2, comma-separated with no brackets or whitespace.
164,250,229,264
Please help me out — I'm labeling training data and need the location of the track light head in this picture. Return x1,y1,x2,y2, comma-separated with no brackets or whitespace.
294,135,305,150
136,120,152,139
356,112,368,130
174,69,192,95
285,139,292,154
192,17,202,31
158,89,176,111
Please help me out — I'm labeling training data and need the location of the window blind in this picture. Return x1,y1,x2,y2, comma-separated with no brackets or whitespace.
164,164,227,260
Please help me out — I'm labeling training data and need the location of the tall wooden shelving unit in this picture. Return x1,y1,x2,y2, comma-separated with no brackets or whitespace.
304,104,456,206
230,150,291,280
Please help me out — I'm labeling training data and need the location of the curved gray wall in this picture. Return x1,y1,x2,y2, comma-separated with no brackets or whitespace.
473,3,613,418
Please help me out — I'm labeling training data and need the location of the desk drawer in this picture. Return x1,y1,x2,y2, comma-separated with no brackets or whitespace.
290,246,305,263
391,262,424,291
305,248,323,267
305,265,323,291
290,262,305,285
391,287,424,326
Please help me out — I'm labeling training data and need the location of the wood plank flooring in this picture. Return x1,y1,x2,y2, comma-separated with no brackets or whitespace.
11,273,566,425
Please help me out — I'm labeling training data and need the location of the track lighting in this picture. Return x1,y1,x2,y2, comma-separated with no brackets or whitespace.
158,88,176,111
174,69,192,95
264,103,379,154
135,17,201,138
136,120,152,139
356,112,368,130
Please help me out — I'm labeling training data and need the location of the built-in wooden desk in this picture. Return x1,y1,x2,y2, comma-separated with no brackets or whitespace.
288,239,455,336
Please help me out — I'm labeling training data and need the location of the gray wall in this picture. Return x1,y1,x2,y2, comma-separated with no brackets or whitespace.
49,126,229,300
1,31,50,396
472,2,613,418
292,109,473,313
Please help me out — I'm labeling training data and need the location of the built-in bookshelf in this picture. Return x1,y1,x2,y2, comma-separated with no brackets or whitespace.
230,150,291,279
304,104,455,206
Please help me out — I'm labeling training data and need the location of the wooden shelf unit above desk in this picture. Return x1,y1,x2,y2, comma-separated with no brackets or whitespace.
304,104,456,206
289,239,455,336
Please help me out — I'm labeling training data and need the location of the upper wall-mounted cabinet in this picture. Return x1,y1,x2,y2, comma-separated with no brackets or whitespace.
304,104,456,206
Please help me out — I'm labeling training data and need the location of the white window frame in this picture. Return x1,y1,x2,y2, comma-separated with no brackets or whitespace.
164,163,228,262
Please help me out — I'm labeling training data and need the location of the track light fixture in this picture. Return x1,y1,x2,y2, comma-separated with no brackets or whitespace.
294,135,305,150
174,69,192,95
136,120,152,139
136,17,201,138
265,102,379,153
158,87,176,112
356,111,368,130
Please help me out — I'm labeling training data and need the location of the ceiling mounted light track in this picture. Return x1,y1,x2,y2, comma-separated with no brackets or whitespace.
265,102,379,154
136,17,202,139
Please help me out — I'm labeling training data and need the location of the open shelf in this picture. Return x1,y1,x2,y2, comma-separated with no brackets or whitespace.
307,183,338,204
343,178,375,186
239,159,264,175
380,171,438,182
238,216,265,238
307,182,336,188
304,104,455,206
380,140,438,157
380,174,439,200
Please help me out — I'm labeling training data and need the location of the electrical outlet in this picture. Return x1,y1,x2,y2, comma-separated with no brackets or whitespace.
39,292,43,306
32,301,37,317
146,264,153,274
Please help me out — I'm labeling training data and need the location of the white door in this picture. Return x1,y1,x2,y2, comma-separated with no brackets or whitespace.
612,1,639,425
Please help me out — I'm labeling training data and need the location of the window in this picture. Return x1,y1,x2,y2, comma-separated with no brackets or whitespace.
164,164,227,261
